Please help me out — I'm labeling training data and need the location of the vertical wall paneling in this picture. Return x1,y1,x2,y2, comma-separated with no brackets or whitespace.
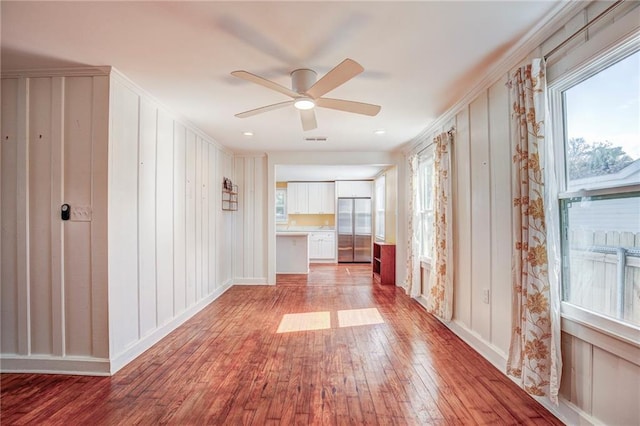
453,106,472,327
173,122,187,315
64,77,95,356
194,137,202,301
200,141,209,297
469,91,492,340
50,77,65,357
591,347,640,424
185,130,196,308
28,77,53,355
1,78,20,354
254,157,265,278
488,76,512,355
138,99,158,337
155,109,175,326
208,147,218,292
108,80,140,355
16,77,30,356
89,76,109,358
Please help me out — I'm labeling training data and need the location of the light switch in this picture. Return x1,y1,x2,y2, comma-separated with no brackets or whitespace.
70,206,92,222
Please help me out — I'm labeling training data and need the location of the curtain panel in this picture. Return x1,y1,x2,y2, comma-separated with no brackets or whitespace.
426,132,453,321
506,58,561,403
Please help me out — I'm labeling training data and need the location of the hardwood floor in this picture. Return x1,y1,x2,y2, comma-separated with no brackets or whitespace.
1,264,562,425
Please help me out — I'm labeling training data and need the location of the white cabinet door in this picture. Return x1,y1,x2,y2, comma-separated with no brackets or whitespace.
309,231,335,259
336,181,372,198
307,183,323,214
322,183,335,214
287,182,309,214
319,232,335,258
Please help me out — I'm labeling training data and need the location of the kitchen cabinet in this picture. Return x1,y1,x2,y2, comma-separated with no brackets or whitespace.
308,231,335,260
288,182,334,215
287,182,309,214
336,180,372,198
307,182,335,214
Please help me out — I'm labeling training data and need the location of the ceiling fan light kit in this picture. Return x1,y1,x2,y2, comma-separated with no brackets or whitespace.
231,58,381,131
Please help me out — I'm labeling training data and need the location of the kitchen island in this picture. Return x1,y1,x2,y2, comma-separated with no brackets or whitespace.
276,232,309,274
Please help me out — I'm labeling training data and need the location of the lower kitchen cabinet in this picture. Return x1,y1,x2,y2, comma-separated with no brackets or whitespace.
308,231,335,260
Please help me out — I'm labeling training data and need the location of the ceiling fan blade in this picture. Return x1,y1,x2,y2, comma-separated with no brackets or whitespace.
231,70,299,99
306,58,364,99
300,109,317,131
316,98,381,116
235,100,294,118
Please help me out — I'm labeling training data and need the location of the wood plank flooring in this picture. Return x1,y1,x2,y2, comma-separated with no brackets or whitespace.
1,264,562,425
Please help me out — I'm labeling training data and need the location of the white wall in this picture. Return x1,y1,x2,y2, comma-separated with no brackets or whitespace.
1,70,111,374
107,72,235,372
405,2,640,424
1,68,235,375
234,155,267,284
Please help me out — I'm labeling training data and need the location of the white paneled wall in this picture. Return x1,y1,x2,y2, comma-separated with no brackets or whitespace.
107,73,235,371
409,2,640,424
1,72,111,373
1,68,235,375
233,155,267,284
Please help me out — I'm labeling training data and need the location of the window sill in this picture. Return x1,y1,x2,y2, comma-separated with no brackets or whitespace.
561,302,640,366
420,258,432,269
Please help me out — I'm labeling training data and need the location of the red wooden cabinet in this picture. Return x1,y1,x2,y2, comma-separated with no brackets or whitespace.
372,242,395,285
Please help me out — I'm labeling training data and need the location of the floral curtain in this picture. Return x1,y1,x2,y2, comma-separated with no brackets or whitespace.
506,58,561,403
427,132,453,321
406,154,421,297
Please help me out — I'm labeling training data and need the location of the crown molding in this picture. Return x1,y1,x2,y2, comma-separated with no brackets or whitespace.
1,66,112,78
401,0,586,156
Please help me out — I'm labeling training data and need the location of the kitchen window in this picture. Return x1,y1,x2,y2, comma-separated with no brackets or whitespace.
550,45,640,334
418,148,435,261
375,175,385,240
275,188,287,223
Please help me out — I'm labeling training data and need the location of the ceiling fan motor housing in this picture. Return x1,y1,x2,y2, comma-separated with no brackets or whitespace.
291,68,317,94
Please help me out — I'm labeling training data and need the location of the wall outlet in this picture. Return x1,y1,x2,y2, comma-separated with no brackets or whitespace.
482,289,490,304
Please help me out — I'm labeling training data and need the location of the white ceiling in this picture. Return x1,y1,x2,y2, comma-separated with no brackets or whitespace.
1,1,562,153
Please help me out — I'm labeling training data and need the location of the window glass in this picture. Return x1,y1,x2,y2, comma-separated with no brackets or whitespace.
559,49,640,327
375,176,386,240
275,188,287,223
418,154,434,259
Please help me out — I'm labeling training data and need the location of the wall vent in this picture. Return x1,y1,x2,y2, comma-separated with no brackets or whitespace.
304,136,328,142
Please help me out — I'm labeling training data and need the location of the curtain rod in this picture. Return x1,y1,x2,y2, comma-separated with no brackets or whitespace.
544,0,625,61
416,127,455,156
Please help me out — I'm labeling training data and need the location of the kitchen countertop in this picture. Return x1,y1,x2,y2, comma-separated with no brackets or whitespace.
276,226,335,232
276,232,310,237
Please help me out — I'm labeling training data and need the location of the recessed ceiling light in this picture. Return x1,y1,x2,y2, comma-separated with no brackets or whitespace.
293,97,315,110
374,129,386,135
242,131,254,136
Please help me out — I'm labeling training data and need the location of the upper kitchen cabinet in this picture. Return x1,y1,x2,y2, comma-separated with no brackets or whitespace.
287,182,309,214
336,180,372,198
308,182,335,214
287,182,334,215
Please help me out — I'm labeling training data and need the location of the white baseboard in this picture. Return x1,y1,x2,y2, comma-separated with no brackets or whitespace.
233,277,268,285
412,297,595,426
109,281,232,374
0,355,111,376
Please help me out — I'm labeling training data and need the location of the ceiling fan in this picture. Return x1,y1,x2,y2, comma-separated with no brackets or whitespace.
231,58,381,131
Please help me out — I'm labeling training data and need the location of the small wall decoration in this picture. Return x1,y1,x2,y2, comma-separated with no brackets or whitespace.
223,177,233,191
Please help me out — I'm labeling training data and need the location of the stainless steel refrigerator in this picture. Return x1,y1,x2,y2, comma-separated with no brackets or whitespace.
337,198,372,263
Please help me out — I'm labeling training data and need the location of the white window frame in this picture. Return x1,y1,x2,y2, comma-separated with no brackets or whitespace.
548,34,640,346
275,187,287,224
375,175,386,241
417,147,435,264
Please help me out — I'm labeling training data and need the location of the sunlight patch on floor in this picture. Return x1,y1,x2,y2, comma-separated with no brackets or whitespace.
276,311,331,333
337,308,384,328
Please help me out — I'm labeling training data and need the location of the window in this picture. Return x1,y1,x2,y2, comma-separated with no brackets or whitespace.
275,188,287,223
551,47,640,329
375,176,385,240
418,149,435,260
